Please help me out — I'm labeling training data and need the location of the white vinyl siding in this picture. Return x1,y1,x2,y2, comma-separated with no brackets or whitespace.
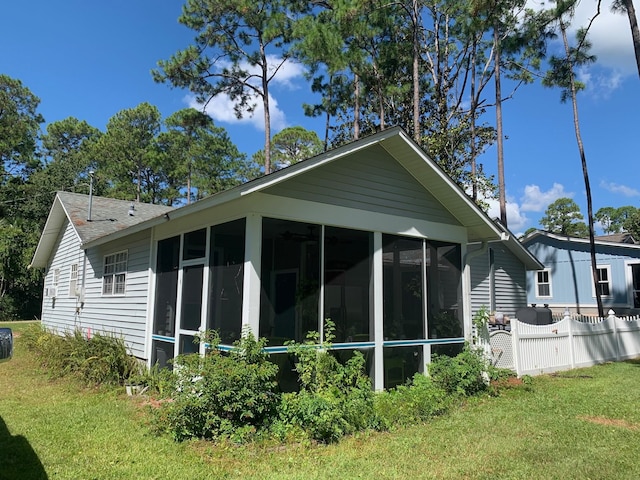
41,225,153,359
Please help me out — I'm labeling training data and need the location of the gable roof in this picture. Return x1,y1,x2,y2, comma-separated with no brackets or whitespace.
30,192,173,268
595,233,638,244
122,127,503,243
31,128,506,267
521,229,640,251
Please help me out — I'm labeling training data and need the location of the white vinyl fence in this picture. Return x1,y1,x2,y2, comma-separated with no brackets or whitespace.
487,312,640,376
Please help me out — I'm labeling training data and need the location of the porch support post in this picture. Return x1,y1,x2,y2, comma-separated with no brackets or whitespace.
242,213,262,336
461,242,473,343
373,231,384,391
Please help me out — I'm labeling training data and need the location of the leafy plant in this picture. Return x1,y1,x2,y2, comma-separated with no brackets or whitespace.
157,328,280,442
22,323,139,385
374,373,450,427
429,344,493,397
273,320,383,442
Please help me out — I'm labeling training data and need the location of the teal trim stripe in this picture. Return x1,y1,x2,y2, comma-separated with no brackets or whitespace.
192,338,465,355
151,334,175,343
383,338,464,347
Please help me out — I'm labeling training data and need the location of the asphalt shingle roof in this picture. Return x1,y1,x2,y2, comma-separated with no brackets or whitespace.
57,191,173,244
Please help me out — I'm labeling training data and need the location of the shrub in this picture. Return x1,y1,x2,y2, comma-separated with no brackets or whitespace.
428,344,493,397
158,329,280,442
374,373,450,427
22,323,138,385
273,321,383,443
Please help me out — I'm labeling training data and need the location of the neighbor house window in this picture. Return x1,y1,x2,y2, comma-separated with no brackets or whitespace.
103,251,127,295
595,266,611,297
68,263,78,297
536,270,551,297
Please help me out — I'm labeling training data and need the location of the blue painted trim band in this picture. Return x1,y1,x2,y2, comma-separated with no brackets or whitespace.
151,335,176,343
383,338,465,347
188,338,465,355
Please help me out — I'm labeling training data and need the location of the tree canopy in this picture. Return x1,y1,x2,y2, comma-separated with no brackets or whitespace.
539,197,589,237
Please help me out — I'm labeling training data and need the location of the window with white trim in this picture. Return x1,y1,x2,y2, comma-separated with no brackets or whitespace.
595,265,611,297
68,264,78,297
103,251,127,295
536,269,551,297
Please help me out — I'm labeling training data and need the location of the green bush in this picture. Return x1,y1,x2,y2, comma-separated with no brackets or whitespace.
428,344,492,396
374,373,450,427
159,329,280,442
273,321,383,443
22,323,138,385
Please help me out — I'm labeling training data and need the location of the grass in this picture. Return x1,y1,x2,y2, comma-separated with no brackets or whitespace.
2,320,640,479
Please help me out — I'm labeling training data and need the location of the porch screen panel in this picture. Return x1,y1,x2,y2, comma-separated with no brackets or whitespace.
383,346,423,389
153,235,180,337
382,234,424,340
181,265,204,331
208,218,246,344
324,226,372,343
427,241,463,340
260,218,320,345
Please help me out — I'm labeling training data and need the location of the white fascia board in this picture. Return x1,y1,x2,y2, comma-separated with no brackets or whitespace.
30,194,81,268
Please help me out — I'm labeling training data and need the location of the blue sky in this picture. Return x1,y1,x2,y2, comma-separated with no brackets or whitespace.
2,0,638,235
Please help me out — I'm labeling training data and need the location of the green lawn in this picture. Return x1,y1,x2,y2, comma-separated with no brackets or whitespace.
1,320,640,479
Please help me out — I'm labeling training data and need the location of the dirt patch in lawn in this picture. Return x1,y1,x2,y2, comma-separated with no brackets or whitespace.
578,415,639,431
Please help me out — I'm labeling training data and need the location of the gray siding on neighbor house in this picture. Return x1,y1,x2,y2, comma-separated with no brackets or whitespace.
41,224,153,359
265,145,461,227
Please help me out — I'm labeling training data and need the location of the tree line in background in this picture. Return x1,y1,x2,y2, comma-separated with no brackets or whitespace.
2,0,639,318
530,198,640,239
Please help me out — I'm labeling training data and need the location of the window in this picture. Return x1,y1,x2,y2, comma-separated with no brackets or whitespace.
103,251,127,295
68,264,78,297
595,266,611,297
536,270,551,297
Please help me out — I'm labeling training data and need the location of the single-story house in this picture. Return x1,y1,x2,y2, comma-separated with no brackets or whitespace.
32,127,527,389
522,230,640,316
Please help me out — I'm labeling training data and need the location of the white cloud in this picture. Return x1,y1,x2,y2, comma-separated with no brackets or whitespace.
528,0,635,95
600,180,640,197
186,92,288,132
485,196,530,234
520,183,571,212
183,56,305,132
572,3,636,76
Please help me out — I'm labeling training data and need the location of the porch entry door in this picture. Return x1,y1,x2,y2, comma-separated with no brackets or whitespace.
178,263,205,354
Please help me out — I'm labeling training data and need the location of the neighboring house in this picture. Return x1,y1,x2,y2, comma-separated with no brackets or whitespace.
469,220,544,322
522,230,640,316
31,127,512,390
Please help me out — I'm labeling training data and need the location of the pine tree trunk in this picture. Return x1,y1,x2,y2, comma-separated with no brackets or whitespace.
623,0,640,79
560,20,604,317
261,43,271,175
412,0,421,143
495,27,507,226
